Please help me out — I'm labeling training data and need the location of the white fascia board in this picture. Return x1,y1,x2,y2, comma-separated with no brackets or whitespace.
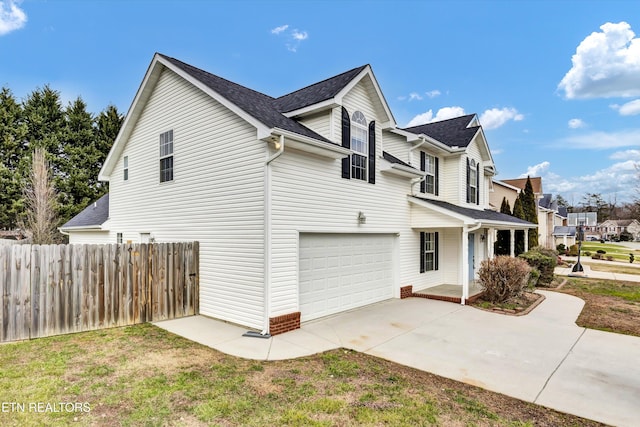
58,225,105,232
389,128,421,143
492,179,522,193
272,128,351,159
282,99,339,118
335,66,397,129
380,162,424,179
480,220,538,229
408,196,474,225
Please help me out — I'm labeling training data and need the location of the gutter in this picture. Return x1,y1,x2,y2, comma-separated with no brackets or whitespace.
259,134,285,338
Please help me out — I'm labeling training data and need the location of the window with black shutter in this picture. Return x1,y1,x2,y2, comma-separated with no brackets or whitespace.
420,231,439,273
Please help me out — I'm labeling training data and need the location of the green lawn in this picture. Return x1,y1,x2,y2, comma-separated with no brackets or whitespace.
0,324,600,426
577,242,638,262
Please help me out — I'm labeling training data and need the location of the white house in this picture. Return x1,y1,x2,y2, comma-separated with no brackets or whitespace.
61,54,535,334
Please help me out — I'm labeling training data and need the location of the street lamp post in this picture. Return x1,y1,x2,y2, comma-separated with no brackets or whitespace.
572,222,584,273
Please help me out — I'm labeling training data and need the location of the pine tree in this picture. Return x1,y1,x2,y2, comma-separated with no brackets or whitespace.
0,87,27,229
496,197,512,255
522,176,539,247
513,194,526,255
94,104,124,196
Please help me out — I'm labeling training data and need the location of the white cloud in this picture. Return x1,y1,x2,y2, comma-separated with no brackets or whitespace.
560,129,640,149
479,107,523,130
271,24,289,34
519,161,550,178
558,22,640,99
568,118,586,129
406,106,466,127
543,172,579,193
291,29,308,41
0,0,27,35
615,99,640,115
408,92,423,101
610,149,640,160
425,90,441,98
271,24,308,52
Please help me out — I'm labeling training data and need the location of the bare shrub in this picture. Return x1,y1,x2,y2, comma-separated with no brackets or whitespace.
478,256,532,303
20,148,58,244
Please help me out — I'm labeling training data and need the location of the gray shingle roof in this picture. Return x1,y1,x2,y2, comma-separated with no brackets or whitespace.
61,193,109,228
539,193,553,209
159,55,334,144
273,65,368,113
415,197,535,225
403,114,479,148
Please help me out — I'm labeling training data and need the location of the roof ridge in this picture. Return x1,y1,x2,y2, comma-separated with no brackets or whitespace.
275,64,369,100
159,54,276,101
403,113,476,131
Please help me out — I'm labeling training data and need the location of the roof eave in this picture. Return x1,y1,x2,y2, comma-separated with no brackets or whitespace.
272,128,351,159
282,99,339,118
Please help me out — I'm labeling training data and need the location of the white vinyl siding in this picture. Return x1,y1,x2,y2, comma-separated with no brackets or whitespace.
381,131,410,164
105,67,266,329
298,110,332,140
68,231,110,244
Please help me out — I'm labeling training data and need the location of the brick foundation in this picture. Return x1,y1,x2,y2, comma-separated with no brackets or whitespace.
269,312,301,336
400,285,413,299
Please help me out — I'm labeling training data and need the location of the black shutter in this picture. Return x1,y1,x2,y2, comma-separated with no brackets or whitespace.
434,157,439,196
420,151,426,193
434,232,439,270
466,158,470,203
419,232,425,273
341,107,350,179
476,165,480,205
368,121,376,184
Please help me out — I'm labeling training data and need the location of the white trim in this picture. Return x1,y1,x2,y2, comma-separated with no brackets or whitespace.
380,163,424,178
282,99,339,118
272,128,351,159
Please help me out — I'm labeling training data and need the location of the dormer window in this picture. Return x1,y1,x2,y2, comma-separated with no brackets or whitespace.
350,111,368,181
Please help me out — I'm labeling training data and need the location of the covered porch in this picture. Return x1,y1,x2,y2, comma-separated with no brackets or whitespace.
409,196,538,304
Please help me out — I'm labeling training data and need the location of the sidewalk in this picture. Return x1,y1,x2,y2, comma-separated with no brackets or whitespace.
556,256,640,282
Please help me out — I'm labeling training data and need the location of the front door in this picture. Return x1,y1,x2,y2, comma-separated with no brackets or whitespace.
468,233,475,281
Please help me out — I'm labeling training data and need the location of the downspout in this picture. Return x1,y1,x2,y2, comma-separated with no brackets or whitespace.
262,134,285,336
461,222,483,305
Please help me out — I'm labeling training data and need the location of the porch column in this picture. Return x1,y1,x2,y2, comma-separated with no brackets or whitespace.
510,229,515,257
488,228,495,259
461,228,469,305
524,229,529,252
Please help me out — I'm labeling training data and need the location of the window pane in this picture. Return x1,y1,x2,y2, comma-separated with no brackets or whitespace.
160,156,173,182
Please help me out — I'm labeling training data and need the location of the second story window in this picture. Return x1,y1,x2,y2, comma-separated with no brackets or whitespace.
467,158,479,205
123,156,129,181
350,111,368,181
160,130,174,183
420,152,438,195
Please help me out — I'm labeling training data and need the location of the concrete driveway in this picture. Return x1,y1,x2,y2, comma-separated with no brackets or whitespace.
156,291,640,427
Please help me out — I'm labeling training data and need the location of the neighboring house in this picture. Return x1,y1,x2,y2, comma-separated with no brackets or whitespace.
488,179,520,212
537,194,567,249
59,193,110,243
61,53,535,334
598,219,640,240
494,176,545,246
553,226,576,248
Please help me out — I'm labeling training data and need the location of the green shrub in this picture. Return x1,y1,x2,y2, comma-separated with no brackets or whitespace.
518,248,557,286
568,244,579,256
584,251,591,256
597,249,606,254
527,268,541,289
478,256,531,303
592,254,601,260
556,244,566,253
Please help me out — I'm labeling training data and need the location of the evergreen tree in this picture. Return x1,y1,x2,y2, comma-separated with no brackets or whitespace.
0,87,27,229
94,104,124,196
496,197,512,255
58,98,100,222
522,177,539,247
513,194,526,255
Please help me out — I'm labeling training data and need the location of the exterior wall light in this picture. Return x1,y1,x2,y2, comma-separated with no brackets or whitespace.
357,211,366,224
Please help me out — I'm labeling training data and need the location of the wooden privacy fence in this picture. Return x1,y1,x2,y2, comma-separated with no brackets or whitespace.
0,242,199,342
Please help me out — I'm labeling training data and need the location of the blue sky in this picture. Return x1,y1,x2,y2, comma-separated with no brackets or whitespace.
1,0,639,204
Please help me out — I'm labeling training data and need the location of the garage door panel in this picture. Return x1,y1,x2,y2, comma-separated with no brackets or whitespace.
299,233,395,321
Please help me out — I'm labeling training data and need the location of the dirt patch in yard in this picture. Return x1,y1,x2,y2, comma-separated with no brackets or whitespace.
552,278,640,337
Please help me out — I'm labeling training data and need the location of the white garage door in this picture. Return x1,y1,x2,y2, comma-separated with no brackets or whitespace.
299,233,395,321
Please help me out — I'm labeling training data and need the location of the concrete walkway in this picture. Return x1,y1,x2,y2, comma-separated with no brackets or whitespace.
556,256,640,282
155,291,640,427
